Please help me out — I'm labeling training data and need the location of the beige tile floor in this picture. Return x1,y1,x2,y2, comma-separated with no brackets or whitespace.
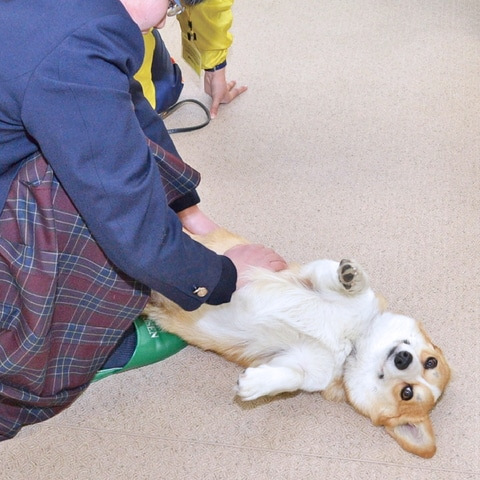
2,1,479,479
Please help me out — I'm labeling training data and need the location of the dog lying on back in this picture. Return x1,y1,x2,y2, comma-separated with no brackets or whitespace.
144,229,450,458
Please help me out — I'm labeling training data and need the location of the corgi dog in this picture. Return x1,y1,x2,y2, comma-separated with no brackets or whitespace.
144,229,450,458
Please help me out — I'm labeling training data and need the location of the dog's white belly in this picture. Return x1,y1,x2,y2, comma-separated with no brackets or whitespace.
194,289,373,400
151,255,380,400
195,293,360,363
197,273,375,342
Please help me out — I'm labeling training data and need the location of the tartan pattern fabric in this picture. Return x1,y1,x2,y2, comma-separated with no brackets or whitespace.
146,137,201,205
0,153,150,441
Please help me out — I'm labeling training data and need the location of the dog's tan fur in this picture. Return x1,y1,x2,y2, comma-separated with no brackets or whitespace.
144,229,450,458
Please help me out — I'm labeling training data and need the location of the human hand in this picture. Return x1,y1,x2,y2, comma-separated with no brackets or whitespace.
204,68,248,119
177,205,219,235
223,244,287,289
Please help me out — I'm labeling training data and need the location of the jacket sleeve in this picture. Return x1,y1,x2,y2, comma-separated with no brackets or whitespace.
129,68,198,212
177,0,234,70
21,14,236,310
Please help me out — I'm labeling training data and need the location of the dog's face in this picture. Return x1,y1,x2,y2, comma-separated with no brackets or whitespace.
344,313,451,458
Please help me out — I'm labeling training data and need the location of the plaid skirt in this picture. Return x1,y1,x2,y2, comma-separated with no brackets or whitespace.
0,153,151,440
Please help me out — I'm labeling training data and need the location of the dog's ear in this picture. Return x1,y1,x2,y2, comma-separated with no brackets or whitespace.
384,417,436,458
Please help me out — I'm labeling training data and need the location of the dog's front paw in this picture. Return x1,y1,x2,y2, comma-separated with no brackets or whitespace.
236,366,274,401
338,259,367,293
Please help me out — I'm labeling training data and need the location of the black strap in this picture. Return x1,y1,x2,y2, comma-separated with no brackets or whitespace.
161,99,211,134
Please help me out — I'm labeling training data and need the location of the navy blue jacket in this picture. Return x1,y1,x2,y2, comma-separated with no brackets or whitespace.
0,0,236,310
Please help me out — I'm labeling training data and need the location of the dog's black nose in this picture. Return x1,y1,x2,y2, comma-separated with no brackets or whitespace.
394,351,413,370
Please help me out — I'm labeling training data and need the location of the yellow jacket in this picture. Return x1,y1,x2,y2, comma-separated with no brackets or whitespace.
135,0,233,110
177,0,233,70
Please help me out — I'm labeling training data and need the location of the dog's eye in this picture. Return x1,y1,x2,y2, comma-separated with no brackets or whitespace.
401,385,414,401
424,357,438,369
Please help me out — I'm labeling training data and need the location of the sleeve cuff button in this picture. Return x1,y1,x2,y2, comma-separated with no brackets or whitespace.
193,286,208,298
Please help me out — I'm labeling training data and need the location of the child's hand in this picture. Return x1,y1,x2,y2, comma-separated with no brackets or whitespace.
204,68,247,119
